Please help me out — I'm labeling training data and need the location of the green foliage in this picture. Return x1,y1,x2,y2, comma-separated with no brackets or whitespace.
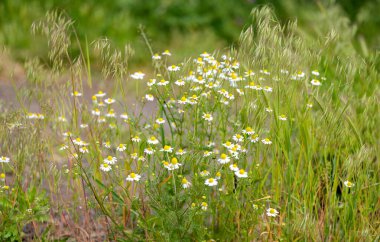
0,187,50,241
0,3,379,241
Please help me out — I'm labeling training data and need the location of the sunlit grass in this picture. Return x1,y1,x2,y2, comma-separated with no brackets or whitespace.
0,7,379,241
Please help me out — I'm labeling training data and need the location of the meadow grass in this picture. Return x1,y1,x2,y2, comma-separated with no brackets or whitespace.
0,7,379,241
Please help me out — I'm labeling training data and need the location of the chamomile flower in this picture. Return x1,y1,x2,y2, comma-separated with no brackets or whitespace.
244,70,255,77
36,113,45,119
242,127,255,135
279,114,287,121
62,131,72,137
100,163,112,172
104,141,111,148
202,113,213,122
162,161,173,170
79,147,89,154
168,65,180,72
145,94,154,101
307,103,313,108
203,151,213,157
58,116,67,122
130,71,145,80
218,153,230,164
104,156,117,165
201,202,208,211
80,124,88,128
266,208,279,217
261,138,272,145
235,169,248,178
176,148,186,155
232,134,244,142
222,141,234,149
170,157,182,169
116,144,127,152
156,118,166,124
132,136,141,143
175,79,185,86
0,156,10,163
71,91,82,97
95,91,106,97
98,117,106,123
162,50,171,56
178,96,188,104
120,113,129,120
126,172,141,182
161,145,173,153
311,70,320,76
73,138,87,146
181,178,191,189
27,113,37,119
144,147,155,155
157,79,169,86
263,86,273,92
344,180,355,188
265,107,273,113
147,79,156,86
215,171,222,180
296,71,305,78
200,170,210,177
92,108,101,116
250,134,260,143
104,98,116,105
311,79,322,86
106,109,116,118
59,144,68,151
152,54,161,60
229,163,239,172
147,136,159,145
205,178,218,186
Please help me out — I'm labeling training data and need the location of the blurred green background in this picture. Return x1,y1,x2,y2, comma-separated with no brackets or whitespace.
0,0,379,66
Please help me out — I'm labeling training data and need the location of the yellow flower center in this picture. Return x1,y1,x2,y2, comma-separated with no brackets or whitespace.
171,158,178,165
208,178,214,183
239,169,245,175
130,173,136,178
164,145,171,151
107,156,112,160
220,154,227,159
